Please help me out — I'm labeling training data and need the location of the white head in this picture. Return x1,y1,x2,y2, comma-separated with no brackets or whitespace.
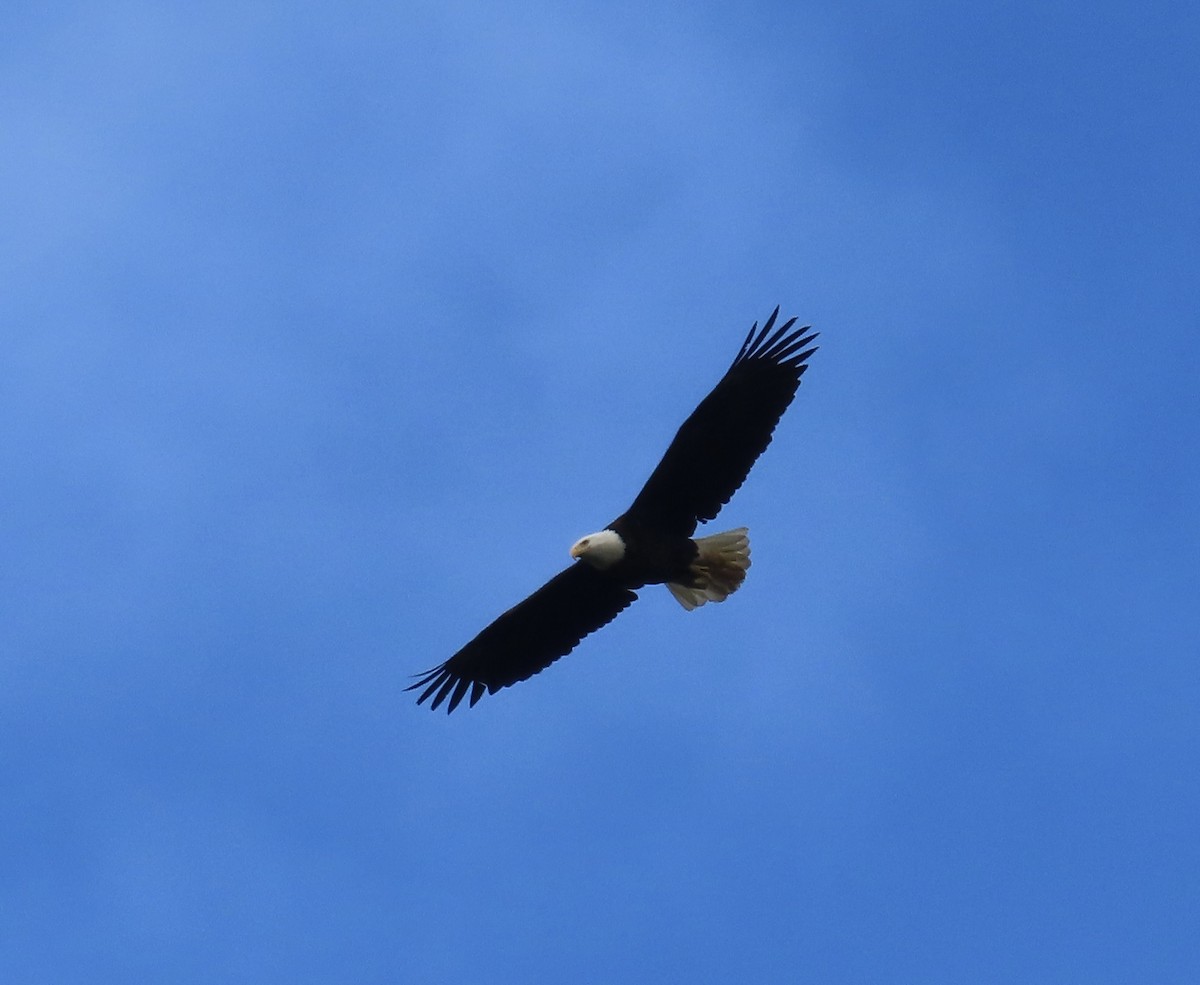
569,529,626,570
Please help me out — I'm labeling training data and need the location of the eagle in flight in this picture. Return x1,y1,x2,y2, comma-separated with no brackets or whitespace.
410,307,818,712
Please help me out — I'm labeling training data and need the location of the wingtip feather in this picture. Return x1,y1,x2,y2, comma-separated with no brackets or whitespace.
735,309,818,367
770,331,819,365
759,316,799,358
429,674,458,711
447,676,472,713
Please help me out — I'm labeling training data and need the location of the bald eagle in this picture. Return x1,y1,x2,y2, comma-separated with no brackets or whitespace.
410,307,818,712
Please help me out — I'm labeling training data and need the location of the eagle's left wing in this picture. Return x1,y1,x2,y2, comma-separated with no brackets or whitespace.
623,308,818,538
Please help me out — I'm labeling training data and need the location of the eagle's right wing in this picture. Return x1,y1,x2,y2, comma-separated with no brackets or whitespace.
408,563,637,713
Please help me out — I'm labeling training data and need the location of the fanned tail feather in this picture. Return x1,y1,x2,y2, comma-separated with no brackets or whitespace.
666,527,751,611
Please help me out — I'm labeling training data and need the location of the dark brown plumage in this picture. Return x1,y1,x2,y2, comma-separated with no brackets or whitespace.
409,307,818,712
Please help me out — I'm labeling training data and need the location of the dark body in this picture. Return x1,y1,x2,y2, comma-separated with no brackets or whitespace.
409,308,818,712
604,513,698,589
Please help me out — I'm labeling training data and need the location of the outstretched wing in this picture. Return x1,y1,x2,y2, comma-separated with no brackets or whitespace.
408,563,638,713
624,307,818,537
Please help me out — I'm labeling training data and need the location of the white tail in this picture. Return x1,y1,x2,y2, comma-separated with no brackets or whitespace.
666,527,751,611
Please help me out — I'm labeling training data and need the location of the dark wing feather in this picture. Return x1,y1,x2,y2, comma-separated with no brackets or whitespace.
408,563,637,713
624,307,818,537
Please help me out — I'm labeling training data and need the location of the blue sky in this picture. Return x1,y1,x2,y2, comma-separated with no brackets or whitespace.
3,1,1198,981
